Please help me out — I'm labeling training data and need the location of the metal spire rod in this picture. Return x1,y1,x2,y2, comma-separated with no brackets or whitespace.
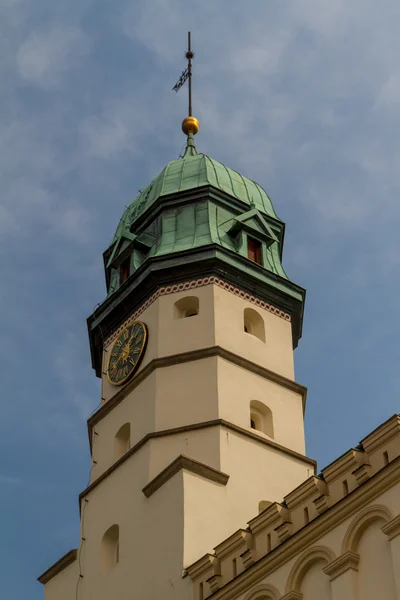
186,31,194,117
172,32,199,143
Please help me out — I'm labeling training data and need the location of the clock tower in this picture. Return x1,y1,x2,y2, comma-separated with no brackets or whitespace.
39,110,314,600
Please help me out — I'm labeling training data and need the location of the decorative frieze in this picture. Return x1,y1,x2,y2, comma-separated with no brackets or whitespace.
104,276,291,347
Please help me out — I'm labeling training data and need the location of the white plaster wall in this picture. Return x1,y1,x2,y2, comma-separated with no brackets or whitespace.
216,358,305,454
213,285,295,380
43,561,78,600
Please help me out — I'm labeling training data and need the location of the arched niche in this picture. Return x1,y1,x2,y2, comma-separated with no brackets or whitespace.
101,524,119,574
114,423,131,462
250,400,274,438
174,296,199,318
341,504,394,553
244,308,265,342
243,583,281,600
286,545,336,594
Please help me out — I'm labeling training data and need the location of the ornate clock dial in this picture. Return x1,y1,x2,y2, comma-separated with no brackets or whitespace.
107,321,148,386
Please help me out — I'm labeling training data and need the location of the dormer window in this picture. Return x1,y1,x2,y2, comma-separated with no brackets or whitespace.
247,237,262,265
119,256,131,285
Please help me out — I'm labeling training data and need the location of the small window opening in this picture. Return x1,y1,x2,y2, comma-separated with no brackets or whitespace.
114,423,131,462
232,557,237,578
383,450,389,465
304,506,310,525
174,296,199,319
342,479,349,496
243,308,265,342
119,256,131,285
249,401,274,438
247,237,262,265
101,524,119,574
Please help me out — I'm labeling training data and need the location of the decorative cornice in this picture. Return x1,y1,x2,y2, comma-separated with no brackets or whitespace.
214,530,251,560
284,476,327,510
313,494,330,515
81,420,315,505
248,503,290,535
352,463,371,485
142,455,229,498
321,449,367,483
187,554,217,581
189,457,400,600
361,414,400,454
381,514,400,540
281,592,302,600
104,276,291,347
37,549,77,585
323,551,360,581
88,345,308,438
88,248,306,376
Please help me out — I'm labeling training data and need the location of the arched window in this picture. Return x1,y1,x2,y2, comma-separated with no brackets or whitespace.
243,308,265,342
250,401,274,438
101,524,119,573
174,296,199,318
114,423,130,462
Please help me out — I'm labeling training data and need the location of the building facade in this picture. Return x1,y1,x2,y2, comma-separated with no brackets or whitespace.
38,120,400,600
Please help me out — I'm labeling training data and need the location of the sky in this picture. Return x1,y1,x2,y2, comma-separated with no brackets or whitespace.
1,0,400,597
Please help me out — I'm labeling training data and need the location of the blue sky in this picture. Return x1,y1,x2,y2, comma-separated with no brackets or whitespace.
1,0,400,597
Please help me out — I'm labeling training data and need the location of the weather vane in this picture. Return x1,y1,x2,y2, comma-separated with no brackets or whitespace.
172,31,199,137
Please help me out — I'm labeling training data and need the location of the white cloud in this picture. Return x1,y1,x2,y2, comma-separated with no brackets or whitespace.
17,24,89,88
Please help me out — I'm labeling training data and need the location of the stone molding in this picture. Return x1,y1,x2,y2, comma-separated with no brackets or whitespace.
281,592,303,600
37,549,77,585
104,276,291,347
313,493,330,515
322,448,369,484
142,455,229,498
243,583,282,600
284,476,327,510
249,503,290,536
214,530,252,560
188,554,218,581
88,345,308,438
323,551,360,581
352,463,371,485
341,503,394,553
361,414,400,454
285,545,336,593
381,514,400,540
81,419,315,506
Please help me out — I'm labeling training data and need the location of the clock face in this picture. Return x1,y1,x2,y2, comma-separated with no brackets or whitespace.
107,321,148,386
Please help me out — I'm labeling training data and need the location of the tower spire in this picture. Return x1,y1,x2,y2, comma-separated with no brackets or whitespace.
172,31,199,145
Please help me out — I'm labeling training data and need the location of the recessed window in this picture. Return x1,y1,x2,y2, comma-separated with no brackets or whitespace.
250,400,274,438
247,237,262,265
243,308,265,342
114,423,131,462
174,296,199,319
101,525,119,574
119,256,131,285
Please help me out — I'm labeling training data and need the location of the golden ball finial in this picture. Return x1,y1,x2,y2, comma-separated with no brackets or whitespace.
182,116,199,135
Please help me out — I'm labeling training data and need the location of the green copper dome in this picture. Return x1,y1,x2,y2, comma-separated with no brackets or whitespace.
111,139,279,246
